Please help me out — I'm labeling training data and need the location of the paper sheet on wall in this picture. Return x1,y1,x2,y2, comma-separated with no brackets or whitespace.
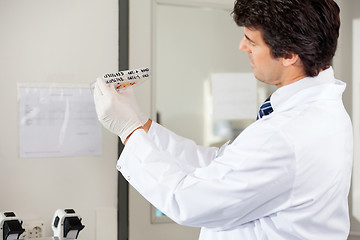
211,73,257,120
18,86,102,158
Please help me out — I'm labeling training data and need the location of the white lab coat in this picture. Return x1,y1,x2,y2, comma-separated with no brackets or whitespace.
117,67,353,240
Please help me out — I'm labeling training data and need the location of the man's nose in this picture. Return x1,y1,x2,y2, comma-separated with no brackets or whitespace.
238,38,251,53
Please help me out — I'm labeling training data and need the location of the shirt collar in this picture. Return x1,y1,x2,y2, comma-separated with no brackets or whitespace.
270,67,337,111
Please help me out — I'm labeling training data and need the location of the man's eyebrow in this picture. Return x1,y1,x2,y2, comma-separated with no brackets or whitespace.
245,34,255,44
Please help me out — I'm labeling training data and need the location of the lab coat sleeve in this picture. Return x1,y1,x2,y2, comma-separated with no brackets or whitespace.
117,123,296,231
146,122,219,172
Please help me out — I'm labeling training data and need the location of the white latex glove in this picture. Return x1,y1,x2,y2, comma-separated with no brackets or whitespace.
126,91,148,126
93,78,144,143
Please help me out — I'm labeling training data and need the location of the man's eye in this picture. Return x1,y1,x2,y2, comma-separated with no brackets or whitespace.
248,40,255,46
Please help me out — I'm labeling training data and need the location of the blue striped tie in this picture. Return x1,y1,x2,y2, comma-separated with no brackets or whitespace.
257,97,273,120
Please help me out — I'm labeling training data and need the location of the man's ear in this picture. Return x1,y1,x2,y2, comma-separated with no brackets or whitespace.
281,53,300,67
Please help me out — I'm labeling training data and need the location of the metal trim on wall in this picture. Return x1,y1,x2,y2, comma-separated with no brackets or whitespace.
118,1,129,239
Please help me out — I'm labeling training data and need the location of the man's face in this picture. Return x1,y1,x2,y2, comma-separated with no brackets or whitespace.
239,27,286,87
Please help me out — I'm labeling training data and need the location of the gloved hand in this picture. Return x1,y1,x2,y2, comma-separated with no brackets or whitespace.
125,90,148,126
93,78,146,143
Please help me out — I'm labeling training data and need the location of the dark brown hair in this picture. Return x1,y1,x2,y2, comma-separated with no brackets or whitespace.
232,0,340,77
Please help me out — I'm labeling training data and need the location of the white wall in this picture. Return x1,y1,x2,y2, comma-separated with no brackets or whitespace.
349,1,360,238
155,4,250,146
334,1,360,239
129,0,201,239
0,0,119,239
352,17,360,238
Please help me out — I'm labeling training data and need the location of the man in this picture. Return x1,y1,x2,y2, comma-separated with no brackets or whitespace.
93,0,353,239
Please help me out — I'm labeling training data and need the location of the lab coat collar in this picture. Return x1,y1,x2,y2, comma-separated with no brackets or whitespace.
270,67,345,112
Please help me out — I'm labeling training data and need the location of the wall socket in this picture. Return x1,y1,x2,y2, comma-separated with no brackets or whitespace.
19,220,44,239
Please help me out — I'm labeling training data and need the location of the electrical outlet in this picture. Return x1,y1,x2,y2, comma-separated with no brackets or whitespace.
19,220,44,239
